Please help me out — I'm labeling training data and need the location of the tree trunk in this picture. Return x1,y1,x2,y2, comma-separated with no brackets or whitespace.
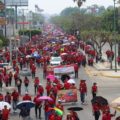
118,42,120,56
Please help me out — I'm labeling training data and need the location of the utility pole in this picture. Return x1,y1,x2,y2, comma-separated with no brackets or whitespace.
113,0,117,72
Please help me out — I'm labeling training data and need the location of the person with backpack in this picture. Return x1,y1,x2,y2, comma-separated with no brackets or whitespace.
24,76,29,92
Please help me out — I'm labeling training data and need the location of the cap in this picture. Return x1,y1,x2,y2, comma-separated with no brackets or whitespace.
25,92,28,94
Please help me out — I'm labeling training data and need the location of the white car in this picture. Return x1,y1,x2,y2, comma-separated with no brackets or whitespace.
50,56,62,66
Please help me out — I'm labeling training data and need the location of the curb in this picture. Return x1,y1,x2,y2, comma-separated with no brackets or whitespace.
101,72,120,78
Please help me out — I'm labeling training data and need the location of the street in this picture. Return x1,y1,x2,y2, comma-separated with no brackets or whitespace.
7,65,120,120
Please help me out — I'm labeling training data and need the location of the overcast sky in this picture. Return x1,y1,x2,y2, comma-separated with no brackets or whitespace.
28,0,115,15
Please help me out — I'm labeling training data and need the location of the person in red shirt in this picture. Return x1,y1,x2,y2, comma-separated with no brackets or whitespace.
34,77,40,94
37,84,44,96
92,103,100,120
44,101,51,120
24,76,29,92
79,80,87,104
56,100,64,120
33,93,42,119
0,93,4,101
8,71,13,86
4,92,11,104
102,110,116,120
22,92,32,101
91,83,98,98
22,92,32,116
46,82,52,96
11,90,19,112
49,91,56,107
64,81,71,90
31,64,36,78
2,105,10,120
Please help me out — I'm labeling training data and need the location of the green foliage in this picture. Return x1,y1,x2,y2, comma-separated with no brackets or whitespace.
19,29,42,36
60,7,80,16
0,39,3,48
0,35,8,46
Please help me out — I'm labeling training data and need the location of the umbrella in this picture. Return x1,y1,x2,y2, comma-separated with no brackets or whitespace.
91,96,108,106
116,116,120,120
19,68,31,76
37,96,53,101
67,79,75,84
17,101,35,109
49,107,63,116
46,74,55,81
67,107,83,111
26,55,31,58
111,97,120,111
54,107,63,116
0,101,11,110
60,53,67,56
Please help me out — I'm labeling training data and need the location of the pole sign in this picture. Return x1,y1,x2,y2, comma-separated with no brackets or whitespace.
1,0,28,6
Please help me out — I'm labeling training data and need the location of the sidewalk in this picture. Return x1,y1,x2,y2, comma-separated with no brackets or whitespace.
85,62,120,78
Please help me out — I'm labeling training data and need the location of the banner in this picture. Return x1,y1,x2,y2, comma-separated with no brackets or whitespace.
46,64,75,79
56,89,77,104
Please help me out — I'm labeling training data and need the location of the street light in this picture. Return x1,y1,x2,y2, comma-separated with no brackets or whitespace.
113,0,117,72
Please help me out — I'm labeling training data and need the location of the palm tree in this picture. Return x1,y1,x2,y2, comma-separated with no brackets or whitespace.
73,0,86,7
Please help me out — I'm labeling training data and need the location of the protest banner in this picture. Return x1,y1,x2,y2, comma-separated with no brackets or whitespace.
56,89,77,104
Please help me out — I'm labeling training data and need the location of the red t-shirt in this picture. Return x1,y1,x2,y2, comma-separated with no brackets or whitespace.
23,95,31,101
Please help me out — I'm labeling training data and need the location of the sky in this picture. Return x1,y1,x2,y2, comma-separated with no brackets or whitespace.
28,0,115,15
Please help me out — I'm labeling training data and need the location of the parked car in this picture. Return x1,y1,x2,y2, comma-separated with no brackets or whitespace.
50,56,62,66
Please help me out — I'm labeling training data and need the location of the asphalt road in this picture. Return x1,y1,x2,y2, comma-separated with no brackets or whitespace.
4,65,120,120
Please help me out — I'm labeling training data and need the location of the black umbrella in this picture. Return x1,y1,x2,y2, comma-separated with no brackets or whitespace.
91,96,108,106
116,116,120,120
61,74,70,83
67,107,83,111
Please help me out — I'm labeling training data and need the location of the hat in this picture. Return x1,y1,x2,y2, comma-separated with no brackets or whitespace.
53,83,57,86
25,92,28,94
58,100,62,103
39,83,42,86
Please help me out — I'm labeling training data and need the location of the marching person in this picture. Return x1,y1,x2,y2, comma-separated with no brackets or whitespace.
2,105,10,120
16,77,22,95
11,90,19,112
92,103,101,120
102,110,116,120
4,92,11,104
79,80,87,104
24,76,29,92
91,83,98,98
34,77,40,95
33,93,42,119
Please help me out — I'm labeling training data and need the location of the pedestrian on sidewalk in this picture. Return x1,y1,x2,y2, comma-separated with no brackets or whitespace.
91,83,98,98
79,80,87,104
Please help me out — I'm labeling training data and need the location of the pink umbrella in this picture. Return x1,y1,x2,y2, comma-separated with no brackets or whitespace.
37,96,53,101
46,74,55,81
